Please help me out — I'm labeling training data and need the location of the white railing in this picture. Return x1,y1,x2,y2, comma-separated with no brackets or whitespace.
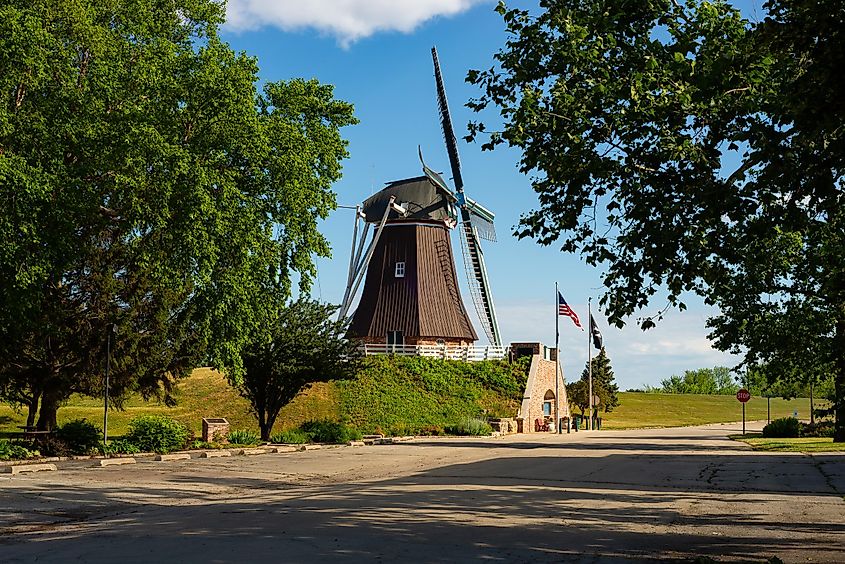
360,343,509,361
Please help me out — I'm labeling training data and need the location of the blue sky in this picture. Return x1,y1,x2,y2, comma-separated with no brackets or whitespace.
218,0,764,390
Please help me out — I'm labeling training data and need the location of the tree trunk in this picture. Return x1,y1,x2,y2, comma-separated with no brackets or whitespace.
36,385,61,431
26,389,40,429
834,312,845,442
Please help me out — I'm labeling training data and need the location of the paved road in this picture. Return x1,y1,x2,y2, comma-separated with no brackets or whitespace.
2,424,844,563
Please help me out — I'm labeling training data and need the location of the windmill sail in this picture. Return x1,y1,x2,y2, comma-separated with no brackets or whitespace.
432,46,502,347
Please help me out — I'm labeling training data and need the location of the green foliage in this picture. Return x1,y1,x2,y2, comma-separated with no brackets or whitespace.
339,356,527,436
270,429,310,444
656,367,738,395
126,415,189,453
55,419,101,455
227,429,261,446
0,439,38,460
300,420,362,443
470,0,845,441
236,298,363,440
763,417,800,438
35,435,70,457
580,348,620,412
445,417,493,436
801,421,834,439
0,0,357,431
99,440,140,456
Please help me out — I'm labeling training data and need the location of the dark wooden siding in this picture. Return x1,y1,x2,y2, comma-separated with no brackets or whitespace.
349,220,477,342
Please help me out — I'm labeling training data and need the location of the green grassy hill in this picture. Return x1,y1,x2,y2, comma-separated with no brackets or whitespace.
601,392,818,429
0,361,819,436
0,357,527,437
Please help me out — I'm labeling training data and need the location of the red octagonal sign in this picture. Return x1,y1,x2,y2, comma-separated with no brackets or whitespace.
736,388,751,403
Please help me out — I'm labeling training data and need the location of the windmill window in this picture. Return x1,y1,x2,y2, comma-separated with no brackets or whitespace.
387,331,404,346
394,261,405,278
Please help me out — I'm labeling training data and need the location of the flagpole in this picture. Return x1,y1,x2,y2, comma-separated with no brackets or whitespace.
588,297,593,431
555,282,560,433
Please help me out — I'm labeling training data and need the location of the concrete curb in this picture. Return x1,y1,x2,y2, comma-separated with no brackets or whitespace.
237,448,268,456
99,458,136,467
4,463,57,475
268,446,301,453
347,441,365,447
303,444,322,451
199,450,232,458
155,453,191,462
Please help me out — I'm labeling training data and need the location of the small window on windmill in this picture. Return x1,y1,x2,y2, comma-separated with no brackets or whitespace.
395,261,405,278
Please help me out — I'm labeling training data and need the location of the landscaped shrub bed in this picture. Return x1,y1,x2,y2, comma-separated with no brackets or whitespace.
0,439,38,460
227,429,261,446
445,417,493,436
126,415,189,453
55,419,102,455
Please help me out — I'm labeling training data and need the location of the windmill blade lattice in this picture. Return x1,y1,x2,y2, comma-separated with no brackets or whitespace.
432,46,502,347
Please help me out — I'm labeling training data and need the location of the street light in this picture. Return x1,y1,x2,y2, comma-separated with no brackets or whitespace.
103,323,117,444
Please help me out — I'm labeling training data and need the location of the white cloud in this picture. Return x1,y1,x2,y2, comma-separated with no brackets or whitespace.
223,0,490,45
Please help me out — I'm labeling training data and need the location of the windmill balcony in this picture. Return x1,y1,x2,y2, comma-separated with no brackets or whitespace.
359,343,509,362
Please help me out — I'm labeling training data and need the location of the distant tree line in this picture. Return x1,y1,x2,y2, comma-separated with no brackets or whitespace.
637,366,835,402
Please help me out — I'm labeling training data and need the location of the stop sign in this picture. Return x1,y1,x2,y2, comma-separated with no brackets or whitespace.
736,388,751,403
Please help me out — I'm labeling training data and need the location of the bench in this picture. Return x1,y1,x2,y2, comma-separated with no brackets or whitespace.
534,418,550,432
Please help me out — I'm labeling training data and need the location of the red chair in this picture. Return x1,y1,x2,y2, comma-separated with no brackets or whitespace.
535,418,550,432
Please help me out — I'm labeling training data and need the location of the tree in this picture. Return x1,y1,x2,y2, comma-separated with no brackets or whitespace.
238,299,362,441
468,0,845,440
580,348,620,412
566,380,589,417
659,366,738,395
0,1,356,428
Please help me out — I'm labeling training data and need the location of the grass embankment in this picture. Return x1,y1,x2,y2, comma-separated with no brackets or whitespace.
0,368,339,437
601,392,817,430
731,435,845,453
0,357,527,437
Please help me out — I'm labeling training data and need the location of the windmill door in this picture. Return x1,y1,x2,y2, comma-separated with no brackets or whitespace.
387,330,404,353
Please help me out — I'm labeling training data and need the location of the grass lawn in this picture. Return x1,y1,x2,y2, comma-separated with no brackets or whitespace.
732,434,845,452
0,368,339,437
0,370,824,437
600,392,818,430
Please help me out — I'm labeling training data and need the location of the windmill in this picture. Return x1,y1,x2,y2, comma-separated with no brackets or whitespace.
339,47,502,349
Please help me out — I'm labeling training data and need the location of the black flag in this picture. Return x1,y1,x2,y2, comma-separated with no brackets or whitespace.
589,313,603,350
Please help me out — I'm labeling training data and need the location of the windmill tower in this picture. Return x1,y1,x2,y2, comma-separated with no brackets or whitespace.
339,47,502,349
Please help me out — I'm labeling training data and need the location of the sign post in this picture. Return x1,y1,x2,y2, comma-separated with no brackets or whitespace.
736,388,751,435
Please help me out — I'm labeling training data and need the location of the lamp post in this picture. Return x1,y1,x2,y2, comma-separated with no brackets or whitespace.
103,323,117,444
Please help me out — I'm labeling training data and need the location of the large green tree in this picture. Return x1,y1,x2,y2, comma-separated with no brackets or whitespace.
0,0,356,429
238,299,361,441
468,0,845,440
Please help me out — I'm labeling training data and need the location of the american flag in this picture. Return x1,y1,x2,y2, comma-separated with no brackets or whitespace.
558,292,583,329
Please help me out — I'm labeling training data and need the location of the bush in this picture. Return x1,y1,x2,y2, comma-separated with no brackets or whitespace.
300,420,362,443
762,417,800,438
801,421,834,438
99,440,140,456
33,435,70,457
445,417,493,436
55,419,102,455
416,425,445,436
126,415,190,453
227,429,261,446
0,439,38,460
270,429,310,444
